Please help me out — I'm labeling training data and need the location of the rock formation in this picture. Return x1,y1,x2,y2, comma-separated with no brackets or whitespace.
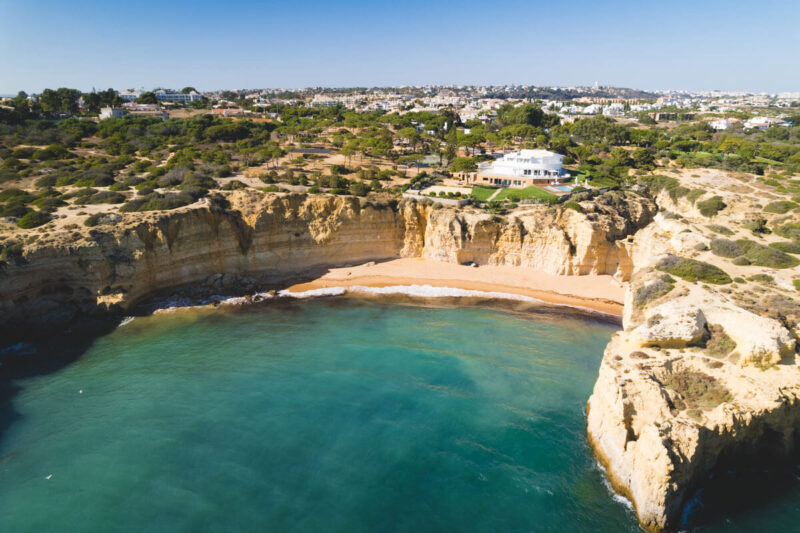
0,189,654,336
588,170,800,530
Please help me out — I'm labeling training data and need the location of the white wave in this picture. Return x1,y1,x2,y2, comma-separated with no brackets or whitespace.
277,287,347,299
118,316,135,327
345,284,546,302
596,461,634,511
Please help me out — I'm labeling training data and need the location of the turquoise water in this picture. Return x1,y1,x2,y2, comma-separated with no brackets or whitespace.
3,298,792,532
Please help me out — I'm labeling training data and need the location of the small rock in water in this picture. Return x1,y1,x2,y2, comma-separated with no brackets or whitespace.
45,474,52,480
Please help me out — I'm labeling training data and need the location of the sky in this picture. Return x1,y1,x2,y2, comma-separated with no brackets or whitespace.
1,0,798,94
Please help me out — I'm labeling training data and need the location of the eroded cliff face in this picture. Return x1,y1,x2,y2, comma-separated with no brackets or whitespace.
587,171,800,531
0,189,654,336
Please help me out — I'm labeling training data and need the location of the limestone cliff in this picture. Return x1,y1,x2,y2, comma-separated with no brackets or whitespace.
0,189,654,337
587,170,800,531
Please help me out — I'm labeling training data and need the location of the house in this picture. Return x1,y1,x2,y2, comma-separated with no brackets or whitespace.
469,149,570,188
708,118,740,131
743,117,792,130
118,90,141,102
99,107,125,120
154,90,203,103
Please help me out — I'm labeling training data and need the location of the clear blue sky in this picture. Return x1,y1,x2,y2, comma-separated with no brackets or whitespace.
1,0,798,94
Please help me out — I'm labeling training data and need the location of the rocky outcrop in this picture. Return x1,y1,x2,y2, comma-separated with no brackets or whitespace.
587,172,800,531
0,189,654,337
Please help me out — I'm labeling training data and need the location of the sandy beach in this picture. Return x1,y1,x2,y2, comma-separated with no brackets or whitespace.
286,258,626,316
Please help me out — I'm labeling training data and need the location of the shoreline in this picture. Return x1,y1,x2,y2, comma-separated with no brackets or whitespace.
285,258,625,317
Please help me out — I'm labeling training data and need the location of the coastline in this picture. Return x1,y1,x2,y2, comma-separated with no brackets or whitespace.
285,258,625,317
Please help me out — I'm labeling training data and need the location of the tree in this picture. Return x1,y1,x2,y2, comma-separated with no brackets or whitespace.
137,91,158,104
451,157,477,173
181,87,197,94
396,127,421,151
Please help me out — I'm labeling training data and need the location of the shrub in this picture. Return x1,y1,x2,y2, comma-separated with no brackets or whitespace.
763,201,798,214
697,196,726,217
686,189,706,205
707,224,734,236
705,324,737,358
656,255,732,284
747,274,774,283
743,218,770,234
711,238,799,268
794,280,800,292
84,213,104,227
262,185,281,193
710,238,745,258
774,221,800,241
86,191,126,204
16,210,51,228
662,369,732,410
563,201,584,213
32,196,66,212
109,182,130,191
221,180,247,191
119,192,193,212
769,241,800,254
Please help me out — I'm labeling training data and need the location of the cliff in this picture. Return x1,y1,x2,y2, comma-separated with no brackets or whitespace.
0,189,654,337
587,169,800,530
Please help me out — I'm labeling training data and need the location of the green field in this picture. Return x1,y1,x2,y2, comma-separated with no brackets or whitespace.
471,185,558,204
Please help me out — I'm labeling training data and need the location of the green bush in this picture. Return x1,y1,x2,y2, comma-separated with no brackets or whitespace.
221,180,248,191
656,255,732,284
794,279,800,292
707,224,734,236
663,369,732,410
119,192,193,212
769,241,800,254
763,201,798,214
711,238,798,268
84,213,105,227
697,196,726,217
87,191,126,204
16,210,51,228
774,221,800,241
710,238,744,258
705,324,737,358
563,201,584,213
633,276,675,307
747,274,774,283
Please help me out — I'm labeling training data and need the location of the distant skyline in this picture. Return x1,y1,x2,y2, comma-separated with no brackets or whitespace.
1,0,798,95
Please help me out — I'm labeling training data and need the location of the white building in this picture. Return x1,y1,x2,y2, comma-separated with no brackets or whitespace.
470,149,569,188
118,90,141,102
154,90,203,103
743,117,792,130
99,107,125,120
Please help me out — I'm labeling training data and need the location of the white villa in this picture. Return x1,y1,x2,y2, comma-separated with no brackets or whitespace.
470,149,569,188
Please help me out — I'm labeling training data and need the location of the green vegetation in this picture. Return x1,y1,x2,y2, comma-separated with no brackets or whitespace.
656,255,732,284
494,186,558,204
633,274,676,307
707,224,734,236
747,274,774,283
663,369,733,411
710,238,799,268
16,210,51,228
705,324,737,358
563,201,584,213
763,200,798,214
697,196,726,217
769,241,800,254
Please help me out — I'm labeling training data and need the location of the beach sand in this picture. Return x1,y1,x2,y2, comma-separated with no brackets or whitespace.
287,258,625,316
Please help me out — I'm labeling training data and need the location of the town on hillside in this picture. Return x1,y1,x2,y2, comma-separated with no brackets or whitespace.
0,84,798,236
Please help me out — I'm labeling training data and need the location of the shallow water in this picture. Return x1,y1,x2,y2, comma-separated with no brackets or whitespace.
1,298,793,532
